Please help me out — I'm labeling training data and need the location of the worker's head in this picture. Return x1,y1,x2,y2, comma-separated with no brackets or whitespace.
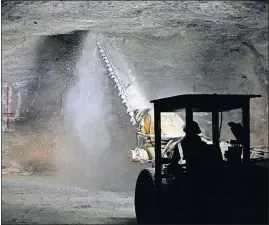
183,121,201,135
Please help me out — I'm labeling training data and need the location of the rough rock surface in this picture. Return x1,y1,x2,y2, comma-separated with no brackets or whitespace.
1,1,268,192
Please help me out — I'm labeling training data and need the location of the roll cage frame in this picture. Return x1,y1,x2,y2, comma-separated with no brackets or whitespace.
150,94,261,204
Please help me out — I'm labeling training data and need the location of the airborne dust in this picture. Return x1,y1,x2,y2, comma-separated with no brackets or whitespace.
53,33,144,192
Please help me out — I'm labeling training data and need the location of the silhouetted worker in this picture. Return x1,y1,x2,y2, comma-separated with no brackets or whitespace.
180,121,208,171
228,122,245,144
178,121,211,220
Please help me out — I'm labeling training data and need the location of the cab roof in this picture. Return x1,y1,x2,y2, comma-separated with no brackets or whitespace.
150,94,261,112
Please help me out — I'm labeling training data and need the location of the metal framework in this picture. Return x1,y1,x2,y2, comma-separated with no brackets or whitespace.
150,94,261,213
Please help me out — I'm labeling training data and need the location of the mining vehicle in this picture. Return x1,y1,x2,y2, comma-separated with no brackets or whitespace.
134,94,268,224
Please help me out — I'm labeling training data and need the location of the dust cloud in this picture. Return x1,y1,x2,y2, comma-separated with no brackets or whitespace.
53,33,111,189
53,33,142,192
65,34,111,159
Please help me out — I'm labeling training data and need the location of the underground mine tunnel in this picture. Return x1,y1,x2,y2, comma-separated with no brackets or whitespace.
1,1,268,224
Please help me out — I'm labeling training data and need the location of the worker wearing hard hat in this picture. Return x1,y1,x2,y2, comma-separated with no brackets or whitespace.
180,121,209,170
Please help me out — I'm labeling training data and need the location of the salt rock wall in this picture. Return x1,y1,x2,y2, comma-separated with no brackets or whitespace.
1,1,268,192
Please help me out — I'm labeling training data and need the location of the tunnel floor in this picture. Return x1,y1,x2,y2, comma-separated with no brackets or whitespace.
1,175,136,224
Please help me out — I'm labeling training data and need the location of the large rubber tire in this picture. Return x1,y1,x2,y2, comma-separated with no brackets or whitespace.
135,168,157,224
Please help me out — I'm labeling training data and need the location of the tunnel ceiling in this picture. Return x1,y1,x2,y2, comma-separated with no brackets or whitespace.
2,1,268,146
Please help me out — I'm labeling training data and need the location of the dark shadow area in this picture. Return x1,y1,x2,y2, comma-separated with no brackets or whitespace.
162,163,268,224
24,30,88,121
134,94,268,224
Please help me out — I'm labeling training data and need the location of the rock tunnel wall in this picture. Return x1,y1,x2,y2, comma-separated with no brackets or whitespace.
1,1,268,191
2,31,148,191
109,28,268,145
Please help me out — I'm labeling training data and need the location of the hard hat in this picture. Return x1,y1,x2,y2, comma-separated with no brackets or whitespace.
183,121,201,134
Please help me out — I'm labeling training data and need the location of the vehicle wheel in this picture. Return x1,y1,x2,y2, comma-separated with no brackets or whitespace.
135,168,157,224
